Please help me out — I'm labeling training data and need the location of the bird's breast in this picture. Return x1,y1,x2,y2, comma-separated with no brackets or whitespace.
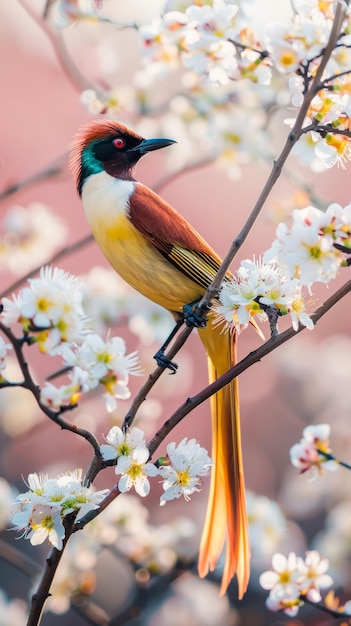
81,172,204,313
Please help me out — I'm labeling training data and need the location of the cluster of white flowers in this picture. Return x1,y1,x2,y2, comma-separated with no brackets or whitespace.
290,423,339,479
215,201,351,336
1,266,89,354
260,550,335,617
1,266,142,412
138,0,267,86
74,1,351,172
101,426,158,496
213,257,314,335
10,470,109,550
159,438,213,505
266,4,333,75
40,366,89,410
273,0,351,168
265,203,351,288
281,7,351,169
40,333,141,413
101,426,212,502
0,203,67,276
58,333,141,412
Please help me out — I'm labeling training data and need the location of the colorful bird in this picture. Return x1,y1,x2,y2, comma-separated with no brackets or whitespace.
70,120,250,597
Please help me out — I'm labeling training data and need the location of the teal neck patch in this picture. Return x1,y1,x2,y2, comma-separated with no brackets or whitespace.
79,142,104,194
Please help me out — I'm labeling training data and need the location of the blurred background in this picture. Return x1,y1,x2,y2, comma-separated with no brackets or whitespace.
1,1,351,625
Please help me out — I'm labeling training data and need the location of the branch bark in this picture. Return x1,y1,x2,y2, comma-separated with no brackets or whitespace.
148,278,351,456
0,322,101,455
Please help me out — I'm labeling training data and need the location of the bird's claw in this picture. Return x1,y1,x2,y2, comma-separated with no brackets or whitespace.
183,302,208,329
154,349,178,374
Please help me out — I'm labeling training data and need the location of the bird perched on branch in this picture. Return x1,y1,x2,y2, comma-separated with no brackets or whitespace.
70,120,250,597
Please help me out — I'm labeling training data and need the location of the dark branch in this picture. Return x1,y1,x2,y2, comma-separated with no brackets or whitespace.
0,235,94,299
0,156,66,203
0,322,101,454
148,279,351,457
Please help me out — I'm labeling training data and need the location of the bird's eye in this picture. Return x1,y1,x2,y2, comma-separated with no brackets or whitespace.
113,137,126,149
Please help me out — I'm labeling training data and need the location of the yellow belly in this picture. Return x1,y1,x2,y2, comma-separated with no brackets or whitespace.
90,213,204,314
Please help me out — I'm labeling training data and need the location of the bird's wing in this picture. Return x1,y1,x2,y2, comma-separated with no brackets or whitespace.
129,183,225,290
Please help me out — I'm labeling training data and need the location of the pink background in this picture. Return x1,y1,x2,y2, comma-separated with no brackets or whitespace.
1,2,351,624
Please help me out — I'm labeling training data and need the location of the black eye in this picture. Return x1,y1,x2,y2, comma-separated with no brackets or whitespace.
113,137,126,149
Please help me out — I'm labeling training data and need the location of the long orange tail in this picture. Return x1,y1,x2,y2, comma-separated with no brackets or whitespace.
197,323,250,598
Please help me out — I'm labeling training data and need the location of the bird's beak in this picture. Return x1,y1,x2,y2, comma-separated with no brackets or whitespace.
133,137,177,154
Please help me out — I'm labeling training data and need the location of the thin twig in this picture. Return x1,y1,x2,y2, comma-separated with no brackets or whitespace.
309,124,351,140
153,156,215,193
228,38,269,59
318,450,351,472
0,537,109,625
0,537,42,577
18,0,100,94
0,234,94,299
43,0,56,20
73,484,121,531
26,515,76,626
321,67,351,86
0,322,101,454
122,323,193,429
0,155,66,203
302,594,347,619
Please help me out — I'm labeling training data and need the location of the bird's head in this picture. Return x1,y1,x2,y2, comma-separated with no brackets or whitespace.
70,120,176,195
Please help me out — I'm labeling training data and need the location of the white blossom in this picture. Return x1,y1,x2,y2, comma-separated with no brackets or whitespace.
1,266,89,354
10,470,109,549
290,423,339,479
260,550,333,616
100,426,146,461
159,438,212,505
115,446,158,497
63,333,142,412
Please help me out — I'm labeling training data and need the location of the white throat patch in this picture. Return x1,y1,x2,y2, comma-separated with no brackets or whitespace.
82,171,135,224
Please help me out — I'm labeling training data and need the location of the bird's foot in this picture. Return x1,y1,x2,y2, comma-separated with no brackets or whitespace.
154,349,178,374
183,302,208,329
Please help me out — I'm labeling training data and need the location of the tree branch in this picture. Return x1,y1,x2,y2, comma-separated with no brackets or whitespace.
148,279,351,456
0,155,66,203
0,322,101,454
0,235,94,299
26,515,76,626
18,0,97,94
73,484,121,531
153,156,215,193
0,537,42,578
122,323,193,430
123,4,348,430
81,278,351,532
195,1,347,304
